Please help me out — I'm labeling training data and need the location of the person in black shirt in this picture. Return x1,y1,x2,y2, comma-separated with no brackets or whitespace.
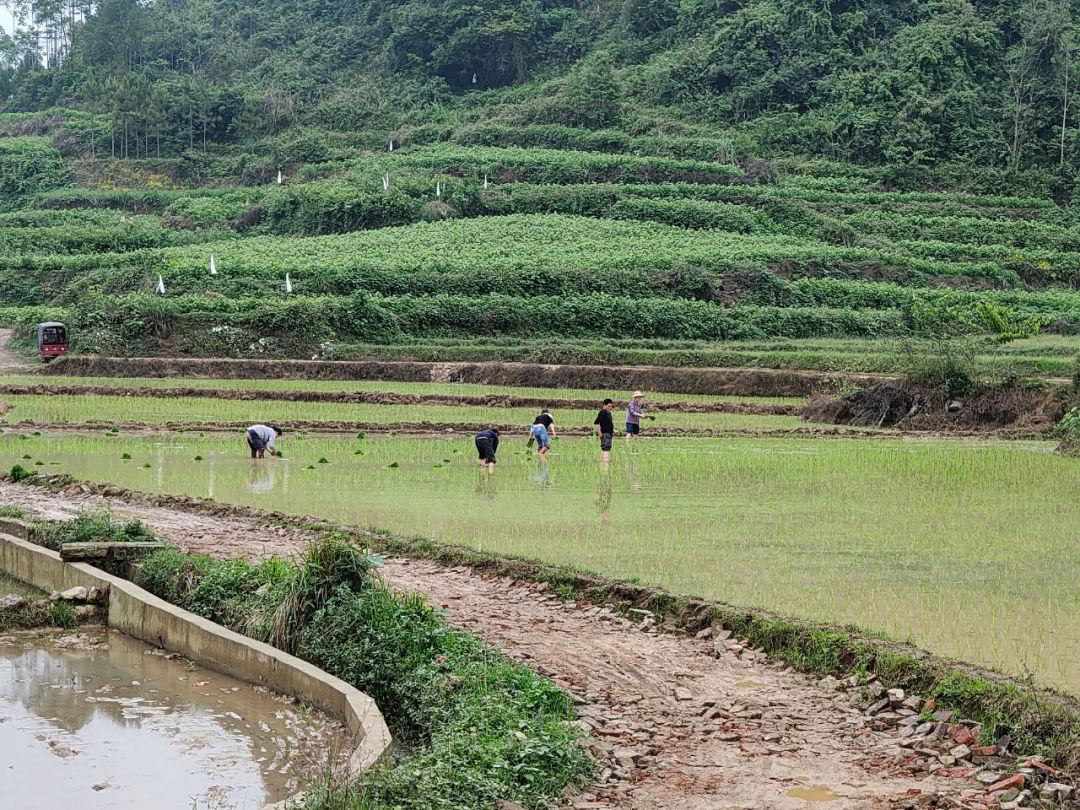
593,399,615,463
530,408,556,456
475,428,500,472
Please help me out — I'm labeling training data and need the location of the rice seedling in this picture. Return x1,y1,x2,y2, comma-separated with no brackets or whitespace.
0,393,809,431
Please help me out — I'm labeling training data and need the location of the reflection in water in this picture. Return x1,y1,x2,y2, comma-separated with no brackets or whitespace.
595,469,613,525
0,629,348,810
532,458,551,490
249,459,277,495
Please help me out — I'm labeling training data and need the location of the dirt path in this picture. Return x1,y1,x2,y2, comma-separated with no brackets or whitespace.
0,328,27,369
0,482,976,810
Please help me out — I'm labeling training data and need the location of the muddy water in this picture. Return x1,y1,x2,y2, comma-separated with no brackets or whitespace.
0,628,349,809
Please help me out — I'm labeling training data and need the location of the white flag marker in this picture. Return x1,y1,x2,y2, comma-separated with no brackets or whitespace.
285,273,293,294
209,255,217,276
436,180,442,198
389,140,394,152
483,174,489,191
156,275,166,294
276,169,283,185
383,172,390,191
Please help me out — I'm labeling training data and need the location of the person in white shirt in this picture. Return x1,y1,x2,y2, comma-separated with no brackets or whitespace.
246,424,282,459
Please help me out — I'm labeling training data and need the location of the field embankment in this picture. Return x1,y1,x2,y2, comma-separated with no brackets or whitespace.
804,381,1072,433
41,355,882,397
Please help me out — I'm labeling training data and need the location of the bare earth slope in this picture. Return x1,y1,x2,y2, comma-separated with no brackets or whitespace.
0,482,977,810
0,329,26,369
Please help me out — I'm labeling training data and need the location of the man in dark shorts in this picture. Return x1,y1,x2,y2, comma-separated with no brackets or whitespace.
247,424,282,459
594,399,615,463
475,427,500,472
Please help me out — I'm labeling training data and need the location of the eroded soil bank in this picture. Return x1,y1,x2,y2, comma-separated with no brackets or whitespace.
0,481,1036,810
42,356,884,397
804,381,1071,433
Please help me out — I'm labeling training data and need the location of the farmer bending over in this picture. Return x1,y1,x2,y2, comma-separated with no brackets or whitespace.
475,427,500,473
247,424,282,459
531,409,556,456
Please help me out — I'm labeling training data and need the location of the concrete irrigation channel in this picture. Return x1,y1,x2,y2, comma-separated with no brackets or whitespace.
0,516,391,809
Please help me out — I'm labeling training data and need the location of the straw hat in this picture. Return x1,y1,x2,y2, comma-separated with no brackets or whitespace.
632,391,644,398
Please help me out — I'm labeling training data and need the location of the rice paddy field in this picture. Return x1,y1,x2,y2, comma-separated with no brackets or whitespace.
0,393,807,431
3,427,1078,694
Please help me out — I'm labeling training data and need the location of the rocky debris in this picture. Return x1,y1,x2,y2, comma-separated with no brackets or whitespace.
58,585,88,601
0,593,25,609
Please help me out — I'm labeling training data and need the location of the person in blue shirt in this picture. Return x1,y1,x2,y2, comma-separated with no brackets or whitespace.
475,428,500,472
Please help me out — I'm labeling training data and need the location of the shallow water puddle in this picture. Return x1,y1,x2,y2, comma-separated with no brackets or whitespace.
735,679,767,689
0,628,348,809
787,779,842,802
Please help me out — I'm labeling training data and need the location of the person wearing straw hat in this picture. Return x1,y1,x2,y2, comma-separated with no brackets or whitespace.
626,391,647,441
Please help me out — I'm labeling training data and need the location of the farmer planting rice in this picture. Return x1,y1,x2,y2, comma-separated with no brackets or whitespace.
626,391,647,440
475,427,500,472
246,424,282,459
594,399,615,463
530,408,556,456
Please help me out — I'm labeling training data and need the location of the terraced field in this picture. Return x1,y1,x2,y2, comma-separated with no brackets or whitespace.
0,124,1078,378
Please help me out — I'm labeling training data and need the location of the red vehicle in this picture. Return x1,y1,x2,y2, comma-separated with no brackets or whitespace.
37,322,67,363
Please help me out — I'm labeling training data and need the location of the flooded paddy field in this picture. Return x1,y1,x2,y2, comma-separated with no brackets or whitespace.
3,431,1078,694
0,626,348,810
0,393,806,431
0,374,799,405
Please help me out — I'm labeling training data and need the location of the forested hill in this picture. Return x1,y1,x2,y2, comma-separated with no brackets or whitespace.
3,0,1080,185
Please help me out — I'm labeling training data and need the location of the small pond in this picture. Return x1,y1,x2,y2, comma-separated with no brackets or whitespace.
0,627,350,809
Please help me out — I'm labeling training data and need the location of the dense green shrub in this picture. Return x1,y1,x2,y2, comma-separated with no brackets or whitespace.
135,537,591,808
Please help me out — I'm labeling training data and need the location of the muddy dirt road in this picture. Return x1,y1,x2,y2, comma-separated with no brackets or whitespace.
0,482,976,810
0,328,27,370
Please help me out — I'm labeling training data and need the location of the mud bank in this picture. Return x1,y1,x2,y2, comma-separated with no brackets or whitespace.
803,381,1071,433
0,383,802,415
43,356,884,397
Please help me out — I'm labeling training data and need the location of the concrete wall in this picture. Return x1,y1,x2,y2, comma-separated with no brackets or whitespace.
0,526,392,796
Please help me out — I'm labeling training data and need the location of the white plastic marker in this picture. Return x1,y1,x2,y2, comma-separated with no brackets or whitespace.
156,275,166,294
209,254,217,275
389,140,394,152
483,174,489,191
383,172,390,191
276,169,282,185
285,273,293,294
436,180,442,198
472,73,477,85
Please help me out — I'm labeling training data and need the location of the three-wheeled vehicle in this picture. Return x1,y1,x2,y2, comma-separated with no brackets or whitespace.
37,322,67,363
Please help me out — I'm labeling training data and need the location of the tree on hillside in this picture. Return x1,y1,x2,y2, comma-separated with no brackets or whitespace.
621,0,678,39
554,54,621,129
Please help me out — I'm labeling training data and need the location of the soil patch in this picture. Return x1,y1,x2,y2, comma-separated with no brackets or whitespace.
43,357,885,397
803,381,1069,432
0,329,28,370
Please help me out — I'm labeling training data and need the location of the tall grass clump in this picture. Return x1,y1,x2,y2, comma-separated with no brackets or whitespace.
27,510,154,551
134,535,592,808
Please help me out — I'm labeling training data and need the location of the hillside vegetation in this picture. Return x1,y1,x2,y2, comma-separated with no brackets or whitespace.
0,0,1078,379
